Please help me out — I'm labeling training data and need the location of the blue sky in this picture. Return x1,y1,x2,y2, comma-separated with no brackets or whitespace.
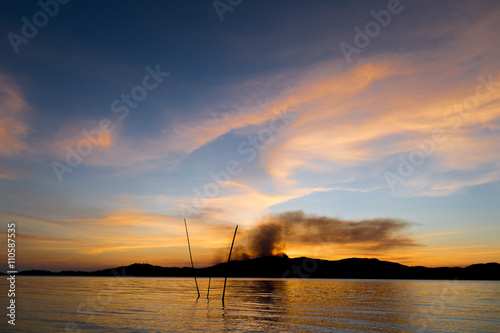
0,0,499,270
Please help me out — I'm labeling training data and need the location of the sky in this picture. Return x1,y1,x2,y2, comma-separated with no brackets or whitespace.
0,0,499,271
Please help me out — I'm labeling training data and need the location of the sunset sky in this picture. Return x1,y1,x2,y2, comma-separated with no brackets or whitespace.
1,0,499,271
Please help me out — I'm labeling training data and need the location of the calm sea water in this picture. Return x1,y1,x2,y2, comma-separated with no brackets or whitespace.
1,277,499,332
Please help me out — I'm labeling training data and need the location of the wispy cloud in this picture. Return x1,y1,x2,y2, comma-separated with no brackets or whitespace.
0,73,31,179
417,231,465,238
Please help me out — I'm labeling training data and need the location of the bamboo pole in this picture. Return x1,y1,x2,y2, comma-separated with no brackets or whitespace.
222,225,238,304
184,218,200,298
207,276,211,299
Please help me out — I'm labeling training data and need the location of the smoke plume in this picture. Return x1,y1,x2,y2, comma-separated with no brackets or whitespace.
232,210,418,259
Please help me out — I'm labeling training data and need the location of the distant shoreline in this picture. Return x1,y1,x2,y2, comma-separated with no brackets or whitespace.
10,276,500,282
3,256,500,280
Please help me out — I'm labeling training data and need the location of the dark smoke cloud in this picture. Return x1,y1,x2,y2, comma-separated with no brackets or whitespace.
232,210,419,259
247,222,286,258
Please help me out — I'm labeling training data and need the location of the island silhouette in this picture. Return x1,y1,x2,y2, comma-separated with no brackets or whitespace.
9,256,500,280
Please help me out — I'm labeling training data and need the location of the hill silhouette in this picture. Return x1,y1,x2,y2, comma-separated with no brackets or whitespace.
14,256,500,280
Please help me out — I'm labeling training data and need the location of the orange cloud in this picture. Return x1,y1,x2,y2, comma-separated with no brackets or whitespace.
0,73,30,157
0,206,243,270
50,119,117,162
258,60,500,195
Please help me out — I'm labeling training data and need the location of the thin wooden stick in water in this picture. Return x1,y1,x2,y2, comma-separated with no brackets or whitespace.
222,225,238,304
207,276,211,299
184,218,200,298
